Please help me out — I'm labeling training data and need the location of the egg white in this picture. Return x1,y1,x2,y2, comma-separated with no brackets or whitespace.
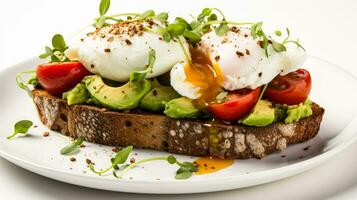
67,20,189,82
170,27,306,99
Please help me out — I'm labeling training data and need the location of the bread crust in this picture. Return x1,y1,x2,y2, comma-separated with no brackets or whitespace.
32,89,324,159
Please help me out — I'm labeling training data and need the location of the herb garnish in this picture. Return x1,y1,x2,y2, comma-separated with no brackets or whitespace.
16,70,37,97
39,34,70,62
88,146,197,180
60,136,85,155
7,120,33,140
251,23,305,57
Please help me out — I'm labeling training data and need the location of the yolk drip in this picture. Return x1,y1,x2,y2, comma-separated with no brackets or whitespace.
184,48,224,107
193,157,234,175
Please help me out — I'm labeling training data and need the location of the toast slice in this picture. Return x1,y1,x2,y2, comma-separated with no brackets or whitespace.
32,89,324,159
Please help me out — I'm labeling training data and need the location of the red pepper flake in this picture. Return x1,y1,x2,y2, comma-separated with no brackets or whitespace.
80,144,86,148
70,157,76,162
303,146,311,151
104,48,111,53
43,132,49,137
125,39,132,45
86,159,92,165
112,147,121,153
215,55,221,61
130,158,136,164
258,72,263,77
236,51,244,58
245,49,250,55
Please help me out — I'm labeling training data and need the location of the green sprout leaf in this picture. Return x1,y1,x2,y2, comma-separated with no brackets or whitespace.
113,145,133,165
174,17,191,30
130,49,156,82
7,120,33,140
60,136,85,155
207,13,218,21
183,30,201,43
175,171,193,179
161,30,172,42
40,34,70,62
99,0,110,16
89,145,133,175
154,12,169,22
167,155,177,164
215,22,229,36
272,41,286,52
197,8,212,22
166,23,186,36
16,70,37,97
138,9,155,20
52,34,67,50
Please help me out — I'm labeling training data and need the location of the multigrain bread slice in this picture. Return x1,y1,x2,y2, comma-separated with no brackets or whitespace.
32,89,324,159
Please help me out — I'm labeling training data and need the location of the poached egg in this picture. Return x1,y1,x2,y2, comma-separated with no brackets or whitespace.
67,20,189,82
170,27,306,100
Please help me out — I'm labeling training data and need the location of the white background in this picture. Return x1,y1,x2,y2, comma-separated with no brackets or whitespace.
0,0,357,199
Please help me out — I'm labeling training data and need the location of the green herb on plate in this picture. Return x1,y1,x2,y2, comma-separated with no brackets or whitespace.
7,120,33,140
60,136,85,155
88,145,197,180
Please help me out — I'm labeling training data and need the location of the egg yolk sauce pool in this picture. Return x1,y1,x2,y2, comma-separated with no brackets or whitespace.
184,48,224,108
194,157,234,175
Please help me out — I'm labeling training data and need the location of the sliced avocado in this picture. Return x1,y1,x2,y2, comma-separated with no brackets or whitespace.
84,49,156,111
140,80,180,112
62,83,89,105
241,100,275,127
84,75,151,110
164,97,200,119
284,99,313,123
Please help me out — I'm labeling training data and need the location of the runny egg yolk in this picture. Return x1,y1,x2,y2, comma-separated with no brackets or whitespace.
184,48,224,107
193,157,234,175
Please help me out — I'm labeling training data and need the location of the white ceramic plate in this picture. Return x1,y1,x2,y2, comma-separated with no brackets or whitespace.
0,56,357,194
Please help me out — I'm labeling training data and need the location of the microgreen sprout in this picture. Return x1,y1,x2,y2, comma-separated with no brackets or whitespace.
88,145,133,175
88,146,197,180
16,70,37,97
39,34,70,62
130,49,156,82
60,136,85,155
7,120,33,140
251,23,305,57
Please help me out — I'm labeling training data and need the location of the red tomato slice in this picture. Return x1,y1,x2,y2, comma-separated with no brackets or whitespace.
208,88,261,121
265,69,312,105
37,62,91,96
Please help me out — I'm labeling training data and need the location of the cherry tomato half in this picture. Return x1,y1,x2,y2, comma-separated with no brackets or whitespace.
208,88,261,121
265,69,311,105
37,62,91,96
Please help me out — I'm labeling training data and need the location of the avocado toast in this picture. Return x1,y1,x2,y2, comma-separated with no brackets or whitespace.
17,1,324,161
32,89,323,159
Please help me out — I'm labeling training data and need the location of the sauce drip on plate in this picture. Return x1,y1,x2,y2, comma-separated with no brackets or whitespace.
193,156,234,175
184,48,224,107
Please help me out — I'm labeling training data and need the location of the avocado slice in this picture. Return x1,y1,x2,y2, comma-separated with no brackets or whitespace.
284,99,313,123
140,80,180,112
84,75,151,110
164,97,200,119
62,83,89,105
241,100,275,127
84,49,156,111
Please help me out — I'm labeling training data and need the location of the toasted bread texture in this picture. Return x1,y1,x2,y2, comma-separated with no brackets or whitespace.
32,89,324,159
